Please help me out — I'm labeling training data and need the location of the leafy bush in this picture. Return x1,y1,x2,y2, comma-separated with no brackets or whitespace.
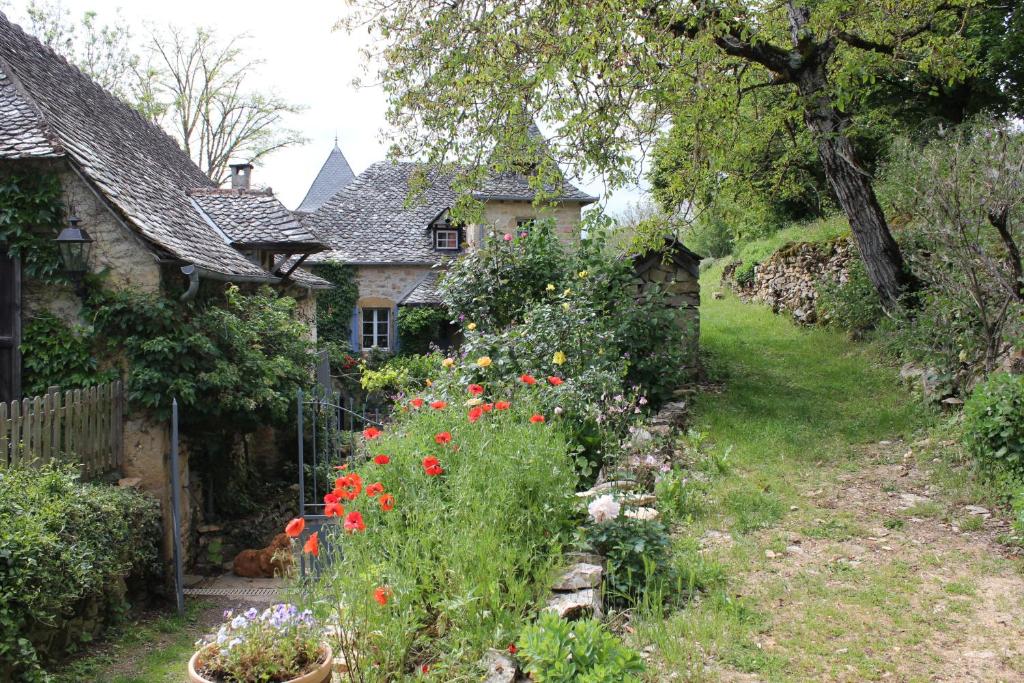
517,612,644,683
396,305,449,355
0,464,161,680
815,256,883,336
303,385,577,679
20,312,117,396
963,372,1024,479
583,516,672,606
359,352,442,396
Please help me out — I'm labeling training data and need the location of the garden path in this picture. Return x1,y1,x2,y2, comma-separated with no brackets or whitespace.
637,285,1024,682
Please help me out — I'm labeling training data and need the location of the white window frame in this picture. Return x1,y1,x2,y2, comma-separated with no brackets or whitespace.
434,228,460,250
361,307,391,350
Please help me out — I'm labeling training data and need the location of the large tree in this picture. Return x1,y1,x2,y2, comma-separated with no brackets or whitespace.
346,0,987,308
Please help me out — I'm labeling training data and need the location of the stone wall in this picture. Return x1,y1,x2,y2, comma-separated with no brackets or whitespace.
632,257,701,361
725,238,854,324
476,200,583,245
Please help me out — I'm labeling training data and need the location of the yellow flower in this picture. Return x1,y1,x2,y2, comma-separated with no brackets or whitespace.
553,351,567,366
546,283,556,292
562,302,571,312
467,322,477,331
578,270,588,278
425,379,433,387
476,356,492,368
563,288,572,297
465,397,483,407
442,357,455,369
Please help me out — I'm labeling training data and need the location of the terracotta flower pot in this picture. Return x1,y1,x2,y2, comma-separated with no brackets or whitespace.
188,643,333,683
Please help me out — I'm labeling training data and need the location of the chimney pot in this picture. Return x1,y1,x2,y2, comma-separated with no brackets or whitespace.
229,163,253,190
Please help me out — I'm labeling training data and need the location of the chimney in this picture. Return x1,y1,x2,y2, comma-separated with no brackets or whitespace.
229,163,253,190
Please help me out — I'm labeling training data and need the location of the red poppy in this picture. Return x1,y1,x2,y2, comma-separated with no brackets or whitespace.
421,664,430,674
374,454,390,465
325,501,344,517
430,400,447,410
520,374,537,385
530,414,546,424
373,586,392,606
366,482,384,498
434,431,452,445
410,397,425,409
422,455,443,476
285,517,305,538
344,510,366,533
379,493,395,511
324,492,339,505
482,403,493,413
333,464,348,470
334,472,363,500
547,376,564,386
303,531,319,556
495,401,511,411
507,643,518,655
467,383,484,396
468,406,484,423
363,426,382,439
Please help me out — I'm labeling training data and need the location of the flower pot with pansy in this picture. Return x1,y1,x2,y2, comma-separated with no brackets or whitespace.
188,604,332,683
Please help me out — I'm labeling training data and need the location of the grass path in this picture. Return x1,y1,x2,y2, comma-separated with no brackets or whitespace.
637,284,1024,682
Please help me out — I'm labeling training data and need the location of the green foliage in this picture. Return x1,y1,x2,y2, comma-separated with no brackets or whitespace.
0,170,65,282
963,373,1024,480
0,463,161,680
314,262,359,349
517,612,644,683
397,305,447,355
359,351,442,396
583,516,672,607
20,312,116,396
307,390,577,678
655,468,711,524
815,256,884,337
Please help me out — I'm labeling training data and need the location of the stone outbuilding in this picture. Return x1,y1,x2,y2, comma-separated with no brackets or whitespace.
631,237,702,358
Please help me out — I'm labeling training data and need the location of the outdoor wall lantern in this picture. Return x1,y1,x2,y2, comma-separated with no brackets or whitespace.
55,216,93,295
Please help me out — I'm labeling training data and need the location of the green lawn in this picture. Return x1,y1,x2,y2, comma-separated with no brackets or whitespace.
634,279,1024,681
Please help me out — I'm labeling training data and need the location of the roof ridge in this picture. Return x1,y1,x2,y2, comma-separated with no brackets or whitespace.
0,17,63,155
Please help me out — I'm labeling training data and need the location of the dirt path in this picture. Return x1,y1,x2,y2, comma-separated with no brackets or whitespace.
715,439,1024,683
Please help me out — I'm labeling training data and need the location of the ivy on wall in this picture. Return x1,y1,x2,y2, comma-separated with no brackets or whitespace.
0,170,65,281
19,312,116,396
314,261,359,349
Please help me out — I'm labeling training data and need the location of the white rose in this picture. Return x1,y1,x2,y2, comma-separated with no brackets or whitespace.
588,495,621,523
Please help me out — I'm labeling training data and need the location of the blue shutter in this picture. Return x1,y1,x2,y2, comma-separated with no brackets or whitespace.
349,305,359,351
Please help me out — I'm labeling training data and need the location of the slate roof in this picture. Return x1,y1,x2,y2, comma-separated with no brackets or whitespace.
304,161,459,265
190,188,323,250
304,161,596,266
0,12,324,281
400,271,442,306
296,144,356,214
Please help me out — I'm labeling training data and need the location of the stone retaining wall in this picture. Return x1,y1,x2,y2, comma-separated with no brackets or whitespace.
724,238,855,324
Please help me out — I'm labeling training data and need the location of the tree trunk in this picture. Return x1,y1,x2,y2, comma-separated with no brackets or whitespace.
798,68,912,310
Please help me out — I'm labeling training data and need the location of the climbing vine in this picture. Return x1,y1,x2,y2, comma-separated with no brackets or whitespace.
0,170,65,281
398,305,448,354
19,312,116,396
314,261,359,348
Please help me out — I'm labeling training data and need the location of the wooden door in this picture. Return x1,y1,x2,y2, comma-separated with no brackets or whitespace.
0,253,19,403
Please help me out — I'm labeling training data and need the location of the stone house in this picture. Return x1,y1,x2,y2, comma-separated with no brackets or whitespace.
0,12,330,558
299,150,597,351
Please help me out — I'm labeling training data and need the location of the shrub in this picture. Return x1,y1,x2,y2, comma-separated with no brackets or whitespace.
303,385,577,678
517,612,644,683
583,516,672,607
0,464,161,680
963,372,1024,479
397,305,449,355
359,351,443,396
815,256,883,336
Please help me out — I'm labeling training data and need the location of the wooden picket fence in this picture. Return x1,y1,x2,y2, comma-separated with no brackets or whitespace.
0,380,125,480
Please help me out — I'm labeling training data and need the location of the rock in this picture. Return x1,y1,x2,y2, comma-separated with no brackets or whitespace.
623,493,657,507
651,401,688,428
481,649,518,683
701,530,733,548
575,480,638,498
712,291,724,300
965,505,991,516
183,574,206,588
197,523,224,534
899,493,931,507
765,550,778,559
117,477,141,489
786,545,804,555
624,507,659,521
565,552,605,567
552,563,603,591
545,589,603,620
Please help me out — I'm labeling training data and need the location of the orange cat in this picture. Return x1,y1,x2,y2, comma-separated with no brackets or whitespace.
232,532,293,578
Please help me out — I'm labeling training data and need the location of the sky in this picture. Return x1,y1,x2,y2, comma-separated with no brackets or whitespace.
4,0,649,214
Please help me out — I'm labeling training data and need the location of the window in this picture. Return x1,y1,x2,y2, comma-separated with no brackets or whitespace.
362,308,390,350
515,218,535,235
434,228,459,250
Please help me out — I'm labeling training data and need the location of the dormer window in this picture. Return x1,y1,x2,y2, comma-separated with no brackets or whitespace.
434,229,459,250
